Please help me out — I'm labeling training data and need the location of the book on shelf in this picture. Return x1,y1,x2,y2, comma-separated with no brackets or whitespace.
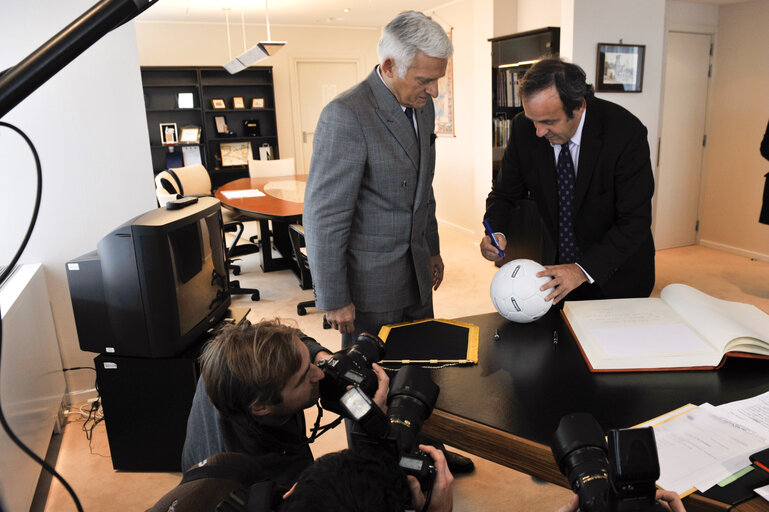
562,284,769,372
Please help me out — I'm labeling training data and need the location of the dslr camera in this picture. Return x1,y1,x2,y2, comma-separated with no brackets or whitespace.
551,412,666,512
316,333,440,493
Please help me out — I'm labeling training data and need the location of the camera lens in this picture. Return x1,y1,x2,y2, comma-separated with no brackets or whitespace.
552,413,612,512
387,366,439,454
349,333,386,365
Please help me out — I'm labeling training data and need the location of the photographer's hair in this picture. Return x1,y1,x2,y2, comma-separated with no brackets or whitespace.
281,449,410,512
199,319,302,419
378,10,453,78
519,57,595,119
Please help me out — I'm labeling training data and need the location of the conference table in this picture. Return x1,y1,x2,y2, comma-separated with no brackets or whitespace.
421,309,769,512
215,175,307,274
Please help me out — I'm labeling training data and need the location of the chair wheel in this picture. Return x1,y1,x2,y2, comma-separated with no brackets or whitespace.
297,306,307,316
233,267,241,276
231,280,240,288
251,291,260,301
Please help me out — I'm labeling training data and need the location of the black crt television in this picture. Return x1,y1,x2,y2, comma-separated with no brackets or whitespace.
66,197,231,358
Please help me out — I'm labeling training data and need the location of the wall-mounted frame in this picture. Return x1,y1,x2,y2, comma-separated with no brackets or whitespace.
180,125,201,144
435,28,455,136
596,43,645,93
211,98,227,109
220,141,251,167
251,97,265,109
159,122,178,145
232,96,245,109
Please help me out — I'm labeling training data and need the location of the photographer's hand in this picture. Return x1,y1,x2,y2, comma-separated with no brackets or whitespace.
655,489,686,512
408,444,454,512
371,363,389,413
555,494,578,512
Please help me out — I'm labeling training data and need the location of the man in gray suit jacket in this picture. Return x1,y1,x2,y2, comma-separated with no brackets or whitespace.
304,11,453,345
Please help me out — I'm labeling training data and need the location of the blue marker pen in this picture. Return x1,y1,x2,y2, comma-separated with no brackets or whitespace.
483,220,504,258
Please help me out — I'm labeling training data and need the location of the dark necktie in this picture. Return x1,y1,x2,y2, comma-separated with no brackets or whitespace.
556,142,580,263
404,107,416,136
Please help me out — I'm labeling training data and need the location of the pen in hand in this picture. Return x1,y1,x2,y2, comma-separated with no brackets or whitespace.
483,220,504,258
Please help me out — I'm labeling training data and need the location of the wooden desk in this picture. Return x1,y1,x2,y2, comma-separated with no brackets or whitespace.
420,310,769,512
215,175,306,273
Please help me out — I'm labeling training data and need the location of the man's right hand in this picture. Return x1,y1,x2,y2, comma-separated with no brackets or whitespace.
407,444,454,512
480,233,507,262
324,303,355,334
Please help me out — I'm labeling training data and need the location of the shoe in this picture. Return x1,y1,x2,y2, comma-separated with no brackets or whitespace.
443,449,475,474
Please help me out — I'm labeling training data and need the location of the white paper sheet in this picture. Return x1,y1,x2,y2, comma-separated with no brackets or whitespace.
653,404,767,494
589,323,713,358
221,189,265,199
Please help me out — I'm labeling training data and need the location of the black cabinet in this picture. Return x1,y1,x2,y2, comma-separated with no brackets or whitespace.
141,67,280,188
490,27,560,174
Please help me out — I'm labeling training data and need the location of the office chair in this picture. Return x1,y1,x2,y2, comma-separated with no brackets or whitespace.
288,223,315,316
155,164,261,301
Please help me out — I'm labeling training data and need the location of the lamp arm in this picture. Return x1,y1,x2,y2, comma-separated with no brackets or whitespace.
0,0,156,119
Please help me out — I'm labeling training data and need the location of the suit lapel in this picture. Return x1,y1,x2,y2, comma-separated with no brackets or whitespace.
367,69,420,170
575,106,601,214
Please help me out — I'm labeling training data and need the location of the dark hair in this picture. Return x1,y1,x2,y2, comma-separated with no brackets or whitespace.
281,449,410,512
519,57,594,119
199,319,303,419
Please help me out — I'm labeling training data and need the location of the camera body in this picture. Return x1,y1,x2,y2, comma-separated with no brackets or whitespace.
317,333,385,415
551,413,665,512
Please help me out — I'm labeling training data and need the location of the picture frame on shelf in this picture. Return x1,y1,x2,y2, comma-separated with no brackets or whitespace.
251,97,265,109
220,141,251,167
596,43,645,93
214,115,233,136
180,125,201,144
232,96,246,109
159,122,178,145
177,92,194,109
211,98,227,109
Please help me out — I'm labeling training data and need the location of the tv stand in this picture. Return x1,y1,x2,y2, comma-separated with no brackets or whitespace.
94,307,249,471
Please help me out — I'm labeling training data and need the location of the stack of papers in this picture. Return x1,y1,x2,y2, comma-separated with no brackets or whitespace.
646,391,769,496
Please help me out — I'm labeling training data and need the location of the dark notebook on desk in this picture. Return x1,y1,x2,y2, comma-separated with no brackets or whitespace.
378,319,479,366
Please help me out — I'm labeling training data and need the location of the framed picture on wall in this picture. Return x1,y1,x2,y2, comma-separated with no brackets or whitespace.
251,97,265,109
596,43,645,92
232,96,246,109
159,122,178,145
211,98,227,109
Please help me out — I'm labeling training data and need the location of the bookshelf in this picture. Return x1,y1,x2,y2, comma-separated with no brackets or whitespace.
141,66,279,188
490,27,560,175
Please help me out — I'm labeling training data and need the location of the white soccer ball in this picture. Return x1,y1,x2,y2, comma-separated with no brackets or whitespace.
490,259,553,323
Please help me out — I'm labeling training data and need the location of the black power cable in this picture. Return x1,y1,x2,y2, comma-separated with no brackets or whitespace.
0,121,84,512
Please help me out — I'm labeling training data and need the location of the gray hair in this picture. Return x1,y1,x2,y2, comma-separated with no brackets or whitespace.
378,11,453,78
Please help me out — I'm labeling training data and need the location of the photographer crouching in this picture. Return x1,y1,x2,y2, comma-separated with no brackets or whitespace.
180,319,389,486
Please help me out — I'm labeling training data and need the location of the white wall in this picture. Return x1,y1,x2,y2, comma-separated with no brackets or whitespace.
0,0,155,397
698,0,769,259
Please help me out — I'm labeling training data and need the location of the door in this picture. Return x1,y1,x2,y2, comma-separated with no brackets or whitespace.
294,60,359,173
654,32,712,249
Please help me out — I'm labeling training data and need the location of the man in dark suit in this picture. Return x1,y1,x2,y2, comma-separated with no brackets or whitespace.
304,11,452,341
482,58,655,304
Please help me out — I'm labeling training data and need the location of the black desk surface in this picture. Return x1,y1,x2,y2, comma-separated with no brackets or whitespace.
429,309,769,447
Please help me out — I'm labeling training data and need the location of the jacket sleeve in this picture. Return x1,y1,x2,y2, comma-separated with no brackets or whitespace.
303,100,367,311
761,119,769,161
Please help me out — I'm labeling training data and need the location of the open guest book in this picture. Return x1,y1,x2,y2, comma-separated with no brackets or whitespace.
562,284,769,372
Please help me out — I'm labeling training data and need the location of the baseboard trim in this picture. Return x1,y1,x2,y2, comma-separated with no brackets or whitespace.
437,218,475,237
698,239,769,262
65,388,99,407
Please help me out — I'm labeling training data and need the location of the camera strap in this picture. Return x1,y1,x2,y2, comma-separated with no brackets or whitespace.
306,402,343,444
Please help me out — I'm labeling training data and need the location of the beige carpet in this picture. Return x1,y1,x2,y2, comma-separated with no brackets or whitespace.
33,225,769,511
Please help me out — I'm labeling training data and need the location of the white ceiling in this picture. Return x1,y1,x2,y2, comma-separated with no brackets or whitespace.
136,0,748,29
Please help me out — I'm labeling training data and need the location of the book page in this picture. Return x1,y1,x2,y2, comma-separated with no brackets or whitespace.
563,298,721,370
661,284,769,353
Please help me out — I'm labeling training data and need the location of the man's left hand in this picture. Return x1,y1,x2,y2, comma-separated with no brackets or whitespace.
371,363,390,413
538,263,587,304
430,255,445,290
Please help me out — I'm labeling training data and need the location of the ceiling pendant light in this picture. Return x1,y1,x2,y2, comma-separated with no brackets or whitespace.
224,0,285,74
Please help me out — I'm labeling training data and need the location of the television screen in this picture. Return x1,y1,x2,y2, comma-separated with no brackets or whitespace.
67,197,231,358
